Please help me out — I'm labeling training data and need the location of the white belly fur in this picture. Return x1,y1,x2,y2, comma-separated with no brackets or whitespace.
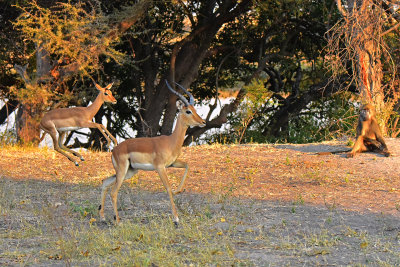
128,152,176,170
131,163,155,170
58,127,81,132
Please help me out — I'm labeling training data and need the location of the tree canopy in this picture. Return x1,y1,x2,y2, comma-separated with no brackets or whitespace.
1,0,400,148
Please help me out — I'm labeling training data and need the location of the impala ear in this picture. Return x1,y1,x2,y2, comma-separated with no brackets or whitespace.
176,100,186,110
105,83,114,90
94,83,104,92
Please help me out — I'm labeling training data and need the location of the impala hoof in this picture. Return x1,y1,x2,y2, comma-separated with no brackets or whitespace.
173,221,179,228
80,157,85,161
113,215,122,225
74,162,79,166
172,188,185,195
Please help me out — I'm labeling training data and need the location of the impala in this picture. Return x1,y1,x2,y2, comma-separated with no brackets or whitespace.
40,81,118,166
99,80,206,226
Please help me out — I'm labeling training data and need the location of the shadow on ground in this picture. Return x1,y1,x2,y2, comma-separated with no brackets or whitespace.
1,177,399,266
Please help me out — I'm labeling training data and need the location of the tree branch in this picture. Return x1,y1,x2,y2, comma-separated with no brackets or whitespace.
107,0,151,40
336,0,347,17
13,64,31,84
0,99,19,125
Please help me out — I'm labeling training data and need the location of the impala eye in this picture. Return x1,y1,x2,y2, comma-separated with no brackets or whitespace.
185,110,192,115
104,92,109,96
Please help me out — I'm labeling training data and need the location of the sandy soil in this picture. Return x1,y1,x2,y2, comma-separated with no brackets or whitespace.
0,139,399,265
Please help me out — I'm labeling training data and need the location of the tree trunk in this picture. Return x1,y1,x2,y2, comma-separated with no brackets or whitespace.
263,76,349,139
336,0,386,132
12,1,150,146
13,63,44,144
140,0,252,137
15,104,41,144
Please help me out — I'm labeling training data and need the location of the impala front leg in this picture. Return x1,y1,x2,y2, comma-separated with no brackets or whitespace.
81,122,113,149
99,124,118,146
169,159,189,195
94,123,113,147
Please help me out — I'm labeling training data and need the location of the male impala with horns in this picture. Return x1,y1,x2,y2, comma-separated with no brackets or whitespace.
98,80,206,226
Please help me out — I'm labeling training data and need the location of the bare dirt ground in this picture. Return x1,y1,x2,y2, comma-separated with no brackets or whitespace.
0,139,400,266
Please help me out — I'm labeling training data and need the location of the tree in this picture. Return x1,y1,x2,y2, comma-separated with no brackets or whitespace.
208,0,345,142
102,0,253,145
6,0,256,147
0,0,25,129
327,0,400,134
2,0,361,146
10,0,150,144
105,0,345,145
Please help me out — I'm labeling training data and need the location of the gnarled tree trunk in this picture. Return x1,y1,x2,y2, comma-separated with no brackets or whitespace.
335,0,386,131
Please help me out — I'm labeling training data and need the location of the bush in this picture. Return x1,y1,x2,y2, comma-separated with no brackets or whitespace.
205,92,359,144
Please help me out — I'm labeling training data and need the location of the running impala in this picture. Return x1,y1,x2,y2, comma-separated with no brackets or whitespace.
99,80,206,226
40,81,118,166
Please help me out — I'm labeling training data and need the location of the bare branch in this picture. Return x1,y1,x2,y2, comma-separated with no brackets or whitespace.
336,0,347,17
380,21,400,37
14,64,31,84
36,42,51,78
107,0,151,40
178,0,195,27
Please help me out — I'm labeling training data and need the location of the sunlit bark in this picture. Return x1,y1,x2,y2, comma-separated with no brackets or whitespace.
333,0,389,132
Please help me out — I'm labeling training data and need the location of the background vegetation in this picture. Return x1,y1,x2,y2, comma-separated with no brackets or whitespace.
1,0,400,148
2,1,400,265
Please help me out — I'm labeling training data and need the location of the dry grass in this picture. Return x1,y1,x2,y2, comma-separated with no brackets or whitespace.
2,141,399,215
0,142,400,266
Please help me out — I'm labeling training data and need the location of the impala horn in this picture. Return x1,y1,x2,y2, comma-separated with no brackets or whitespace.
174,82,195,105
165,80,190,106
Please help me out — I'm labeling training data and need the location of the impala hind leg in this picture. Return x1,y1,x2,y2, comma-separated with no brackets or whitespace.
99,174,116,221
99,167,138,221
109,163,138,224
58,131,85,162
44,126,80,166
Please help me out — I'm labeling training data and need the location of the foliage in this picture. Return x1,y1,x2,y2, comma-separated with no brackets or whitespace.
5,0,398,146
2,0,149,145
199,0,348,144
209,92,358,144
230,78,273,144
10,83,52,110
0,129,17,145
9,0,133,117
325,0,400,135
69,200,98,218
286,93,358,143
13,1,128,77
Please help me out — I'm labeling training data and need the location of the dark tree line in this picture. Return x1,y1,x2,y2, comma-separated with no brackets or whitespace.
3,0,399,148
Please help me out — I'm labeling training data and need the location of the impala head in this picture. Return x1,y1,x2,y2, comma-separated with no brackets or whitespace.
165,80,206,128
94,82,117,104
